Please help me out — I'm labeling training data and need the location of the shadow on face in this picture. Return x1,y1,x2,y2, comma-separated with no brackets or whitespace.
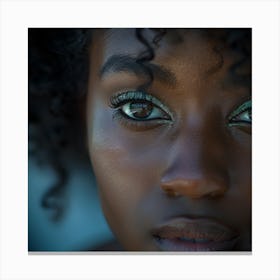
86,28,251,251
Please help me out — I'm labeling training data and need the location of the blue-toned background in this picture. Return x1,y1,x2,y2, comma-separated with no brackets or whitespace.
28,158,114,251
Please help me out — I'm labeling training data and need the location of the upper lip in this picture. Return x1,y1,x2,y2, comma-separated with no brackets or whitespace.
151,216,238,242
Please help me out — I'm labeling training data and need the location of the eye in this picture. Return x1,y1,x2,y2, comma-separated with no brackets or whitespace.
121,101,170,121
228,100,251,127
110,91,172,122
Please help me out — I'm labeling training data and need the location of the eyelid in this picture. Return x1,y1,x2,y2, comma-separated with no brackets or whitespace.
110,91,174,120
227,99,251,126
228,100,251,120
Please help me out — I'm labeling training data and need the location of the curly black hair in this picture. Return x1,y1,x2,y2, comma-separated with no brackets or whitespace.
28,28,251,221
29,28,93,220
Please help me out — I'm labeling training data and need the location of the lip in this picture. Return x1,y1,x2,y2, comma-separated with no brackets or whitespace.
151,217,239,251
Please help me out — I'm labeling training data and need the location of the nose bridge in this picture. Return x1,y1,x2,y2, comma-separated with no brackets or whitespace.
161,109,229,199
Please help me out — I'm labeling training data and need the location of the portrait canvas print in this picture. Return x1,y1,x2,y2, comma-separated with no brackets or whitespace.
28,28,252,252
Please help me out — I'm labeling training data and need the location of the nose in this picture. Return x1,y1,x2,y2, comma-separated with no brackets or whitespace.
161,177,228,199
160,116,229,199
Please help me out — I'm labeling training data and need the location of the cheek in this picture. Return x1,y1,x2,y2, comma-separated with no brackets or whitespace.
230,132,251,196
227,138,251,227
87,101,166,228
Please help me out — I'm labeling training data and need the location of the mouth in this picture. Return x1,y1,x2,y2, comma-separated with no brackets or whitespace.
151,217,239,251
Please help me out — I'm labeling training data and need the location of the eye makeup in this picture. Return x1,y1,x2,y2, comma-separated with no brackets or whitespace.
228,100,252,127
109,90,173,129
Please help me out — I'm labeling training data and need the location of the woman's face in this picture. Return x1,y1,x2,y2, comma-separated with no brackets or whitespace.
87,29,251,251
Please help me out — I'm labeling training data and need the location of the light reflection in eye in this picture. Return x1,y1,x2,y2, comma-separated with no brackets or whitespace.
121,101,170,121
110,90,172,122
228,100,251,127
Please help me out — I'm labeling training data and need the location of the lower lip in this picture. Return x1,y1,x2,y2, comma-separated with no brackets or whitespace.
153,236,239,251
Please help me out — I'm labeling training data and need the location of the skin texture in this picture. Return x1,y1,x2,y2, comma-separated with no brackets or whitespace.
86,29,251,251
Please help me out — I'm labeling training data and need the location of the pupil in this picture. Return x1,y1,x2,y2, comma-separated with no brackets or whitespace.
130,102,153,118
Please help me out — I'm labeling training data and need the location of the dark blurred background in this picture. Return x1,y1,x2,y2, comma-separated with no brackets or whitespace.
28,28,114,251
28,157,114,251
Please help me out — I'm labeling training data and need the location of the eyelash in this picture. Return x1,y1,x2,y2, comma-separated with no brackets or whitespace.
228,100,252,127
110,91,251,130
110,91,173,129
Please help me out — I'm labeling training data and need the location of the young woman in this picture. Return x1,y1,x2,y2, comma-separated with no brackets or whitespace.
29,28,251,251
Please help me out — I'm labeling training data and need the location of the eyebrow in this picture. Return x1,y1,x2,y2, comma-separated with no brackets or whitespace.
99,54,177,87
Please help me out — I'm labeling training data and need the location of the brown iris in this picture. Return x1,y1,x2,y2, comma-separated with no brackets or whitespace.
129,102,153,119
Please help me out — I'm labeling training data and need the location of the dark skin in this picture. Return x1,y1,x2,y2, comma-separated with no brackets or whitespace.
86,29,251,251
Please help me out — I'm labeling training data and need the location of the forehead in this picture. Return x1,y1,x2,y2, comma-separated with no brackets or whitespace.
89,28,251,92
93,28,225,61
91,28,245,72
